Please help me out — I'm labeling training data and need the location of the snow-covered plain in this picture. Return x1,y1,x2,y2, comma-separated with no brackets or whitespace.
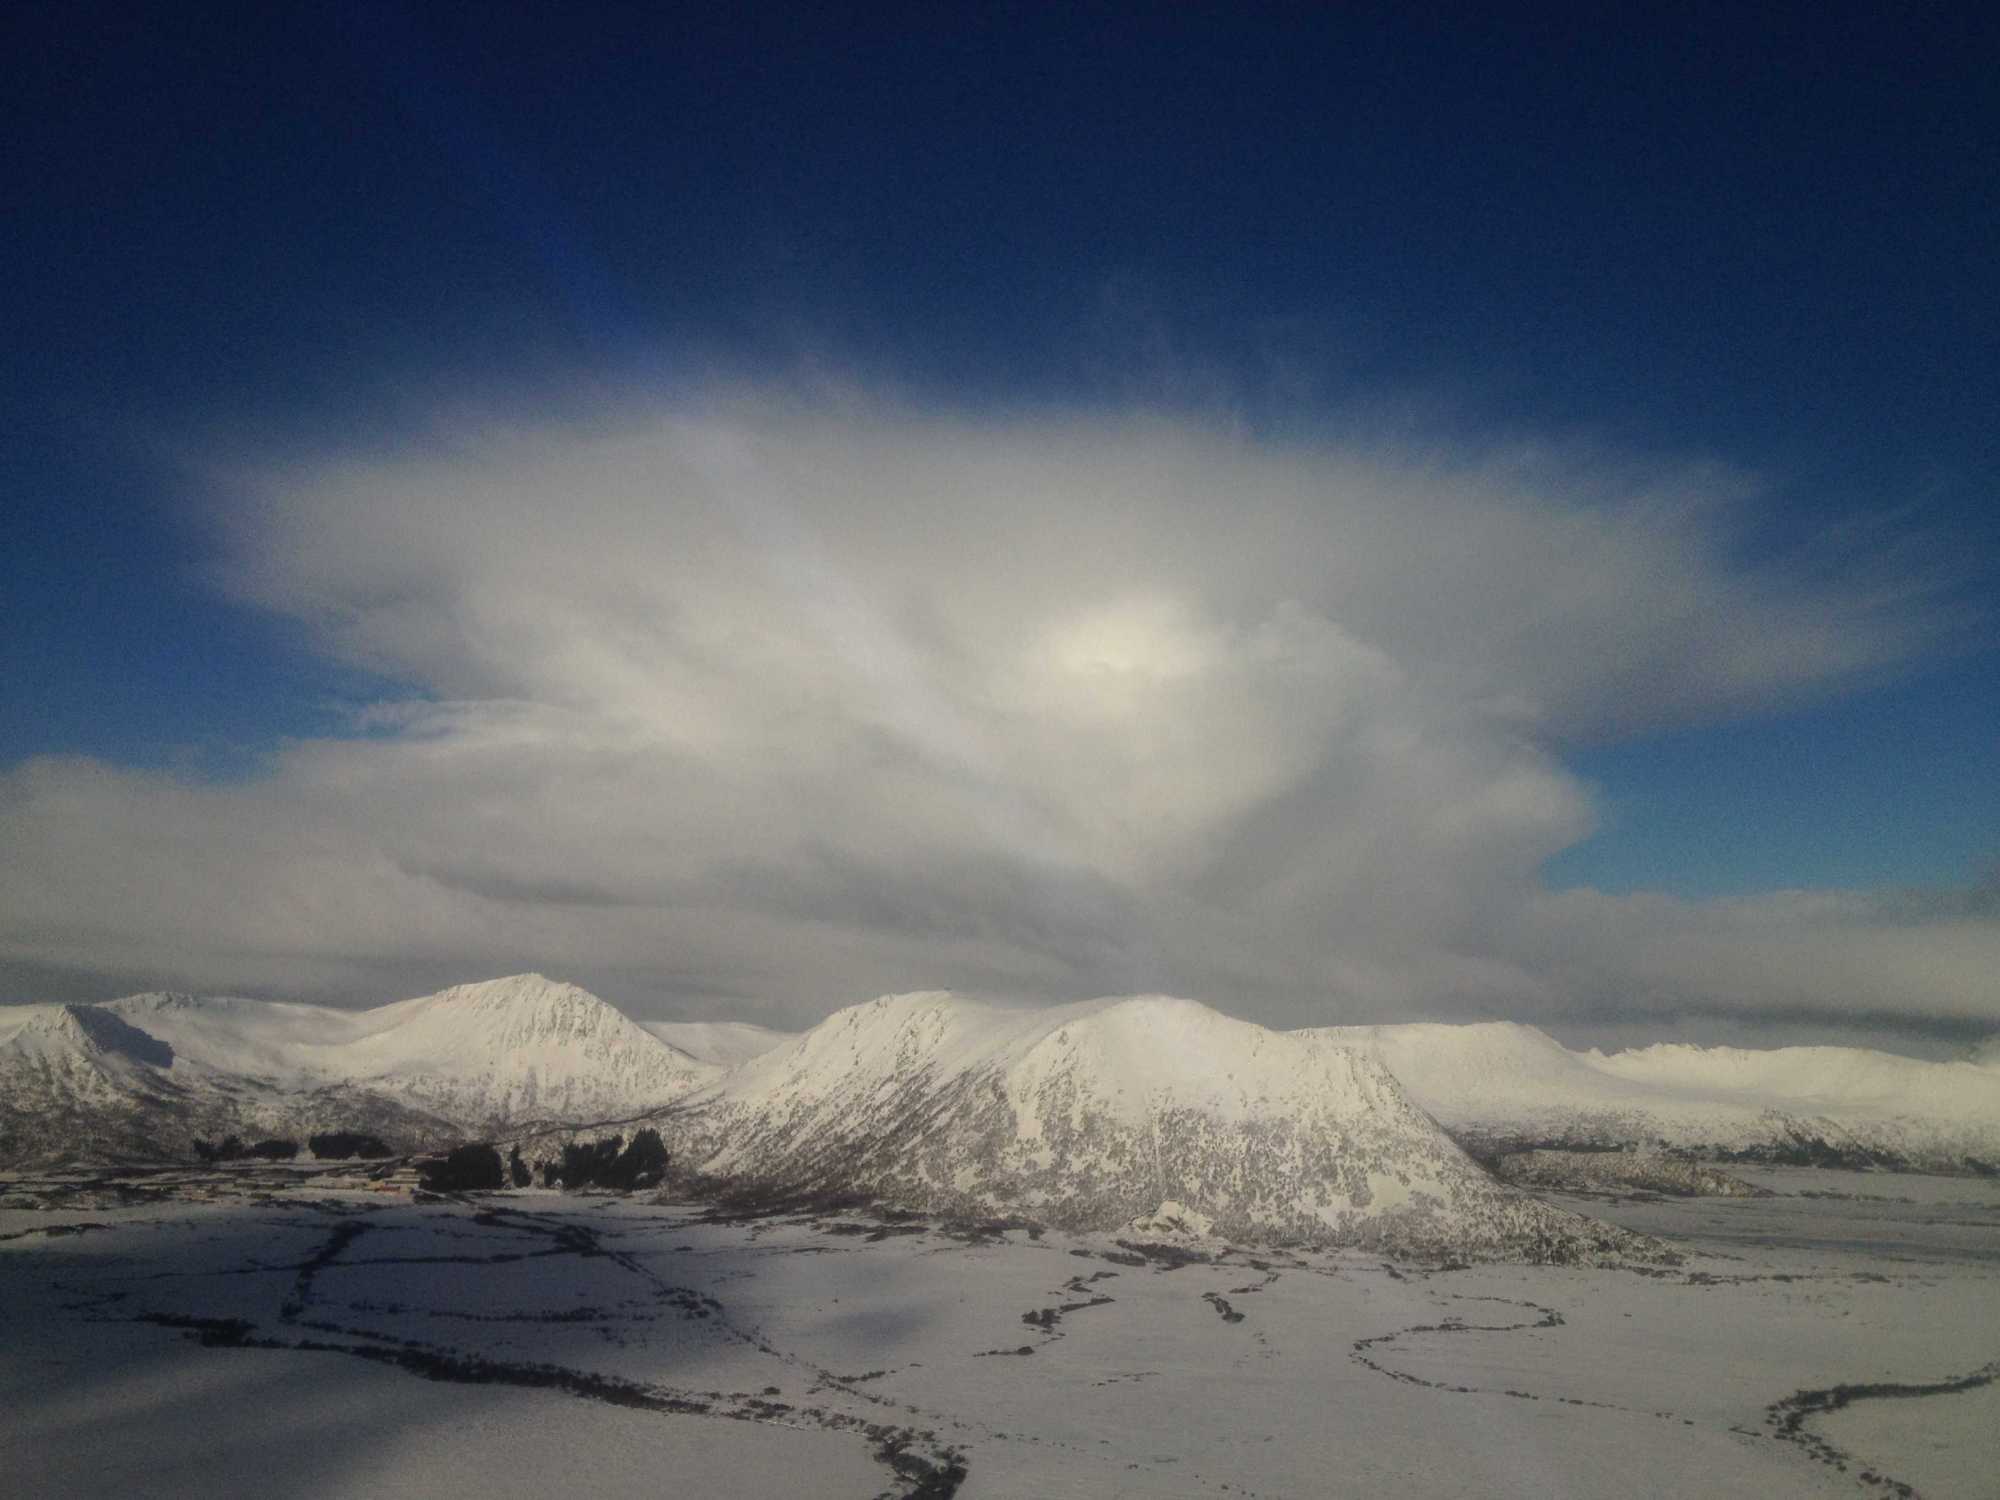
7,975,2000,1493
3,1163,1995,1498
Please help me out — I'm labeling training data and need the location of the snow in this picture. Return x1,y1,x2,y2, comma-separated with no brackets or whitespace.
648,992,1658,1259
1812,1380,2000,1499
4,1165,1995,1498
312,976,717,1126
101,976,717,1127
0,976,722,1168
1313,1020,2000,1168
638,1019,796,1069
0,1291,886,1500
10,972,2000,1240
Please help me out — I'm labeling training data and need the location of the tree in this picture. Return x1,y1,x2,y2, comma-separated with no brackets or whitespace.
420,1142,504,1192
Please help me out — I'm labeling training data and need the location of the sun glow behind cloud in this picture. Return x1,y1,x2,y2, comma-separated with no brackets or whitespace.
0,389,1987,1042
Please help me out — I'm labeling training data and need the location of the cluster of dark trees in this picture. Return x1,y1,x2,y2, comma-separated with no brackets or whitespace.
541,1130,669,1190
420,1142,505,1192
192,1136,299,1162
193,1132,402,1163
412,1129,671,1195
308,1131,394,1159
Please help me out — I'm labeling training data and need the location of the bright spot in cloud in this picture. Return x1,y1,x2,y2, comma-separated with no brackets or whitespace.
0,389,1985,1045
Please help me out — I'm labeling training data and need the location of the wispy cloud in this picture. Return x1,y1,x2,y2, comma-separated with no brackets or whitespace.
1,390,1984,1040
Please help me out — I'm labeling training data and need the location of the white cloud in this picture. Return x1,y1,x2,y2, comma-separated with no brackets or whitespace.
2,391,1987,1040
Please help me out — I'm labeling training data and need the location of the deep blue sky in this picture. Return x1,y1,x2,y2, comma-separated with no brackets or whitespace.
5,1,1996,899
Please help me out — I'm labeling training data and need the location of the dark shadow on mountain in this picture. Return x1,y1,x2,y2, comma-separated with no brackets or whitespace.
65,1005,174,1068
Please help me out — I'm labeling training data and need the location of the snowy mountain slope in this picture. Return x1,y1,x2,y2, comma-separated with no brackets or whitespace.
0,1003,459,1167
1592,1039,1993,1108
104,976,718,1130
307,976,718,1128
98,992,374,1078
14,963,1992,1214
639,1020,796,1070
650,992,1659,1261
1311,1022,2000,1170
0,976,720,1167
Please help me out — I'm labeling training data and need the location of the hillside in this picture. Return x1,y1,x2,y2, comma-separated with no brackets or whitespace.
0,976,719,1167
104,975,717,1130
0,1003,459,1167
648,992,1659,1261
639,1019,797,1070
1313,1021,2000,1171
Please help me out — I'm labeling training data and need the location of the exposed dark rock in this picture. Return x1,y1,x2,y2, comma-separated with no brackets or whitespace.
65,1006,175,1068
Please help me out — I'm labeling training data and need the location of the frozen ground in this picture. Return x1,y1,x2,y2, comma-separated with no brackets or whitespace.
3,1166,1995,1498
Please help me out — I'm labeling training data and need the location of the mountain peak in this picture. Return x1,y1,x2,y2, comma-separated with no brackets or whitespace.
416,974,630,1037
675,989,1658,1259
340,974,717,1127
428,973,584,1007
7,1004,176,1068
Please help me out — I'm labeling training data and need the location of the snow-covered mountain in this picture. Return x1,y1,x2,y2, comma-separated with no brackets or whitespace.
13,965,1996,1248
639,1019,796,1069
644,992,1657,1261
0,1002,459,1168
1311,1021,2000,1171
100,975,718,1129
0,976,718,1167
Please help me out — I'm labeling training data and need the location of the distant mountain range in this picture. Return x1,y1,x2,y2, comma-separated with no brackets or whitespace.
1314,1021,2000,1171
5,974,1997,1257
641,990,1652,1261
0,975,714,1167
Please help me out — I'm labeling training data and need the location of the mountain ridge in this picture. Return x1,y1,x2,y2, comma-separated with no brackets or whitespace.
0,975,716,1165
8,975,1999,1233
1311,1020,2000,1170
644,991,1660,1261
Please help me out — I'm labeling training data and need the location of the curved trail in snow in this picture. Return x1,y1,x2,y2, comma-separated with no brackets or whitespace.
1763,1358,2000,1497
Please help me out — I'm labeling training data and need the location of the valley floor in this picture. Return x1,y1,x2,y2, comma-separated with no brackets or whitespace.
3,1166,1996,1498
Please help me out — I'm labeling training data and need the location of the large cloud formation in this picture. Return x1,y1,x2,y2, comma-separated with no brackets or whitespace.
2,393,1989,1044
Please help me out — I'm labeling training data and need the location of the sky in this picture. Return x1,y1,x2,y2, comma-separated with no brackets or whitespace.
2,4,1996,1051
